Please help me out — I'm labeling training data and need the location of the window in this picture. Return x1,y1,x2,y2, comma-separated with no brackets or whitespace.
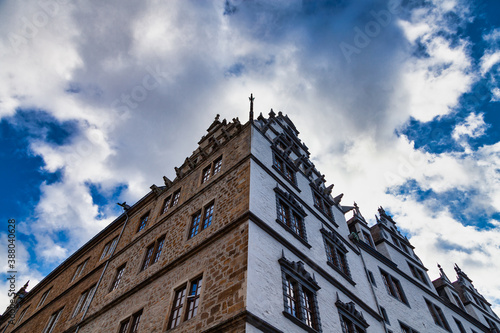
189,202,214,239
162,195,172,214
43,308,63,333
339,314,366,333
277,199,305,239
400,322,419,333
380,306,390,325
168,276,203,329
323,231,350,278
100,236,119,260
141,236,165,271
313,192,333,219
453,318,466,333
72,285,96,318
170,189,181,207
452,294,465,310
407,262,429,286
336,298,368,333
201,156,223,184
71,258,89,282
425,299,450,331
280,258,321,332
119,309,143,333
367,270,377,287
137,213,149,232
16,306,29,324
273,153,296,184
380,270,407,304
485,316,499,332
110,264,126,292
362,231,374,247
37,288,51,308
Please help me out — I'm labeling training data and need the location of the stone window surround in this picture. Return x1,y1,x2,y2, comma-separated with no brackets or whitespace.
425,298,451,331
42,307,63,333
188,201,215,239
279,257,322,333
336,298,369,333
274,187,309,248
321,228,353,284
136,212,150,233
380,269,409,305
119,309,143,333
200,155,223,184
140,235,165,271
167,274,204,330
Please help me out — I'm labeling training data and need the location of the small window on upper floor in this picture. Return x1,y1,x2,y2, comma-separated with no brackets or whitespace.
273,153,296,185
312,191,333,220
380,269,408,305
110,263,126,292
367,269,377,287
162,195,172,214
137,212,150,233
453,317,466,333
72,284,96,318
43,307,64,333
201,156,223,184
37,288,52,308
362,230,375,247
485,316,499,332
188,202,215,239
322,230,351,279
170,189,181,208
277,198,306,241
380,306,390,325
425,298,451,331
119,309,143,333
141,236,165,271
16,305,30,325
452,293,465,310
407,262,429,286
400,322,420,333
71,258,89,283
100,236,119,260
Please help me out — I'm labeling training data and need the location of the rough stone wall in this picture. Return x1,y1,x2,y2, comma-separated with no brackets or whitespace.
8,123,251,333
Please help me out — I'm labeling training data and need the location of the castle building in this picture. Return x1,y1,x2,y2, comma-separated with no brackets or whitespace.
1,100,499,333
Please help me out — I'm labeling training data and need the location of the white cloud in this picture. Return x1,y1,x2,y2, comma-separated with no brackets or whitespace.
0,0,499,316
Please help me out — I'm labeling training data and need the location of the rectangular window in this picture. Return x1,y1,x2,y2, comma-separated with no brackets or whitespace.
16,306,29,324
277,199,305,239
485,316,499,332
100,236,119,260
43,308,63,333
72,285,96,318
185,277,202,320
312,191,333,219
162,195,172,214
273,154,296,184
453,318,466,333
212,156,222,175
340,314,366,333
189,202,215,239
110,264,126,292
170,189,181,207
362,231,374,247
367,270,377,287
452,294,465,310
168,276,203,329
425,299,450,331
137,213,149,232
201,156,223,184
324,240,350,277
141,236,165,271
380,306,390,324
380,270,407,304
119,309,143,333
283,274,319,330
71,258,89,283
37,288,51,308
407,262,429,286
400,322,419,333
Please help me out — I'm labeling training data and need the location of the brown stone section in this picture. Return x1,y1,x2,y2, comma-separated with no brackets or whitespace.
2,118,252,333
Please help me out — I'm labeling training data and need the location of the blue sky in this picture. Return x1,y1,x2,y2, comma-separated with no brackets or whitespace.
0,0,499,313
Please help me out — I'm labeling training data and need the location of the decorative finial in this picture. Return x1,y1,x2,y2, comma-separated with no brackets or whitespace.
249,94,255,122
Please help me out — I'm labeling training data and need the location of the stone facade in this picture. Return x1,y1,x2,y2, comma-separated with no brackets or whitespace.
1,108,499,333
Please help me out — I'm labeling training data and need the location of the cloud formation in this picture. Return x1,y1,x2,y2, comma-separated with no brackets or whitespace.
0,0,499,313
